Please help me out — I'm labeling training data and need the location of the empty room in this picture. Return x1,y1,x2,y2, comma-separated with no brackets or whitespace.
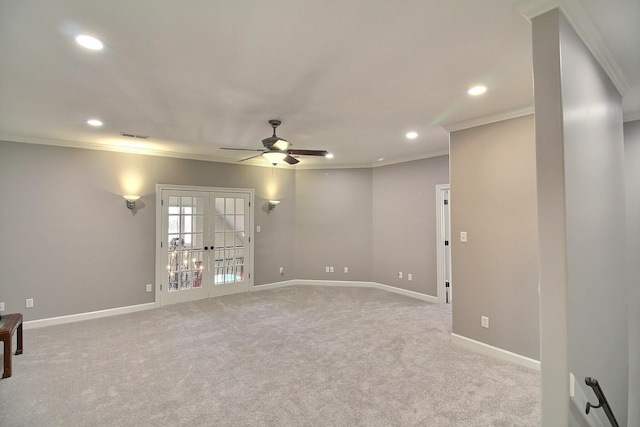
1,1,639,426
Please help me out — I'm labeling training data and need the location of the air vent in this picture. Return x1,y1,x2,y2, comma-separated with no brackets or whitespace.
120,132,150,140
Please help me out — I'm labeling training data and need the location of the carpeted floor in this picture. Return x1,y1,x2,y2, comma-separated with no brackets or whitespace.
0,285,540,426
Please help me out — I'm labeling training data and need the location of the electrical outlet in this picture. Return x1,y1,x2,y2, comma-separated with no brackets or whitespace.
0,302,5,312
398,272,403,279
146,284,152,292
256,225,261,233
279,267,284,274
481,316,489,328
325,266,330,273
26,298,34,308
344,267,348,273
408,273,413,281
460,231,468,242
329,266,334,273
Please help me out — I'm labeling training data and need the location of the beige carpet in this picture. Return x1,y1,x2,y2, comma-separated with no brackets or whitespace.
0,285,540,426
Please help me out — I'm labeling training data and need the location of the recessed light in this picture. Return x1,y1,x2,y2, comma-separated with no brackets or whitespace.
325,153,334,159
75,34,104,50
87,119,103,127
406,131,418,139
468,85,487,96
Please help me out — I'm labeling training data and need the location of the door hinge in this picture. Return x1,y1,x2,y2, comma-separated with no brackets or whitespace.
249,201,251,207
444,240,449,246
444,199,448,205
160,241,163,248
445,281,450,288
160,284,163,290
161,198,164,206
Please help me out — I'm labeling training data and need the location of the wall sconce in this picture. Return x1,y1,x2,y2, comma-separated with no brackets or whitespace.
123,195,140,210
268,200,281,211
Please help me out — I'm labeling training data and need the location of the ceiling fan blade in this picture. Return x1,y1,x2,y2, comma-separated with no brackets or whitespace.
287,149,329,156
283,154,300,165
238,153,264,162
220,147,265,152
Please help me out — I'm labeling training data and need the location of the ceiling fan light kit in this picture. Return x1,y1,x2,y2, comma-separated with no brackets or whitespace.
221,119,330,166
262,150,287,165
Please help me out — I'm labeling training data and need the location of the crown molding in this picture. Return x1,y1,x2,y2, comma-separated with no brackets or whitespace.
624,111,640,123
518,0,630,97
444,106,534,133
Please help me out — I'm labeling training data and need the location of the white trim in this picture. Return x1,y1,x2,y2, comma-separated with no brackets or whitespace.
155,185,255,307
23,302,157,330
450,333,541,371
518,0,629,96
251,280,299,291
570,372,607,427
444,107,534,133
253,279,439,303
0,134,449,170
23,280,438,330
624,110,640,123
435,184,450,304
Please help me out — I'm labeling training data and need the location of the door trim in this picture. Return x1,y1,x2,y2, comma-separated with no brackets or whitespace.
436,184,451,304
155,184,255,306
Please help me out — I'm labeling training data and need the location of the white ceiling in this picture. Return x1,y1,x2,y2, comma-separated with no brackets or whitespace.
1,0,638,168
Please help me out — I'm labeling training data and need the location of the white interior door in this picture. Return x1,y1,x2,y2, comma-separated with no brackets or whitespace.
158,186,253,306
208,194,251,298
436,184,452,304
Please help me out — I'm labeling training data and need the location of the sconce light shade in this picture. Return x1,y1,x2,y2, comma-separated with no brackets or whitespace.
123,195,140,210
268,200,281,211
262,151,287,165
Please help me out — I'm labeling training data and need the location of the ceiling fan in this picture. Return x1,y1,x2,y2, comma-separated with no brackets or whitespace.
220,119,330,166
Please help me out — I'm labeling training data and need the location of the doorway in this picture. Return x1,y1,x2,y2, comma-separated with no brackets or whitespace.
436,184,451,304
156,185,254,306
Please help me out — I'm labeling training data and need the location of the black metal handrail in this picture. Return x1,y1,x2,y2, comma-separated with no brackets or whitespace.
585,377,619,427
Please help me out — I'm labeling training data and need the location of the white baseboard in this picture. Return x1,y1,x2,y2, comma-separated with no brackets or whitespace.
253,279,439,303
24,281,436,330
251,280,299,291
451,333,541,371
24,302,157,330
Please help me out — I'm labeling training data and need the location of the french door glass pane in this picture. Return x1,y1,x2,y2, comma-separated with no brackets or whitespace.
211,197,245,285
167,195,204,292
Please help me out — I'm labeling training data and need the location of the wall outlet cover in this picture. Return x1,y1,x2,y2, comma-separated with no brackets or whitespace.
0,302,5,312
481,316,489,328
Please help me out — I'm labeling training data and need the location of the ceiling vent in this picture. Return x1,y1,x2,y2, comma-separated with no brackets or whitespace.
120,132,150,139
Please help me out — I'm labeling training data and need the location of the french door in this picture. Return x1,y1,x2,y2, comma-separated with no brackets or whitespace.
156,186,254,306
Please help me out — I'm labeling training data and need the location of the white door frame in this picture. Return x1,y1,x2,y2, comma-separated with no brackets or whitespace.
155,184,255,306
436,184,451,304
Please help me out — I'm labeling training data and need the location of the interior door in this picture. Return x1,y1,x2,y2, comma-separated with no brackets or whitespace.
159,187,252,306
443,188,452,303
208,194,251,297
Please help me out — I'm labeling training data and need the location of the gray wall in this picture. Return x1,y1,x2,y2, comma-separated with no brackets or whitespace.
372,157,449,296
0,140,296,320
294,168,373,281
1,140,450,322
624,119,640,423
532,10,628,425
449,115,539,360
